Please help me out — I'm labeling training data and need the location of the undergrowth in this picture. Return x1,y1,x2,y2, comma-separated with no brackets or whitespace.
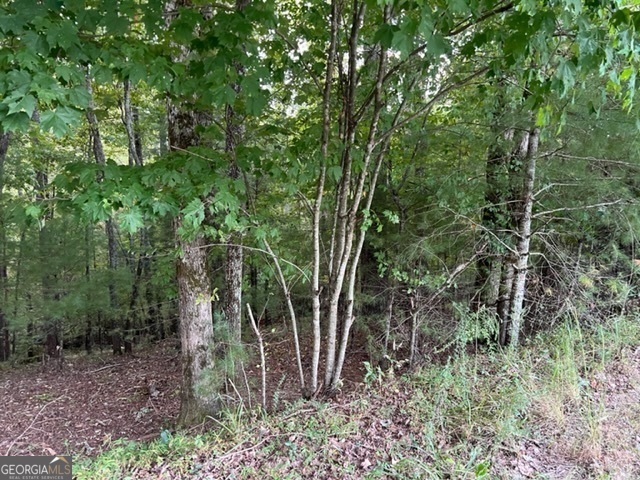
76,314,640,479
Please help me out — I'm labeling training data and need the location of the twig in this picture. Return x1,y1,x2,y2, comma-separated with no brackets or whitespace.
6,395,66,455
533,199,626,218
247,304,267,411
217,437,269,461
87,364,121,374
240,361,252,411
263,239,305,390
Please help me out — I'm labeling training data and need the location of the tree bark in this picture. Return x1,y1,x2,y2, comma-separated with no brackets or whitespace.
310,0,338,393
86,75,119,319
223,0,250,351
166,0,218,426
175,232,217,425
508,127,539,347
324,0,367,391
328,5,394,390
121,79,141,167
0,132,10,361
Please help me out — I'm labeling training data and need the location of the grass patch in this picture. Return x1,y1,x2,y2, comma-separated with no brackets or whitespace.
76,314,640,479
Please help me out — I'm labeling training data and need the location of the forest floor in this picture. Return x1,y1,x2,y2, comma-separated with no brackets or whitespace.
0,331,369,458
1,319,640,479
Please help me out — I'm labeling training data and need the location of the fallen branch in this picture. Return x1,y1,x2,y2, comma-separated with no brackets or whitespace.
87,364,121,374
6,395,66,455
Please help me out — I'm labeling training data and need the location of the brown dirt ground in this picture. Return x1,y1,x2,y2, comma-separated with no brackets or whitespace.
0,333,370,457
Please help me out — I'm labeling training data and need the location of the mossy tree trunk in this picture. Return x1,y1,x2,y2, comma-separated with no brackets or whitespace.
166,0,218,426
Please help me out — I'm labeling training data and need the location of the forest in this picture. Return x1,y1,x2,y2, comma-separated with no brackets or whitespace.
1,0,640,477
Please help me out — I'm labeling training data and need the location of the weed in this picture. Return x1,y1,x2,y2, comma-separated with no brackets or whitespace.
75,315,640,479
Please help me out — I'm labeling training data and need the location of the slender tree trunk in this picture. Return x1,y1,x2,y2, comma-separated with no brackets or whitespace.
85,225,93,354
310,0,338,394
122,79,150,337
497,261,515,345
223,0,249,350
12,229,25,356
263,240,305,391
329,6,395,389
86,75,119,323
474,89,512,317
324,0,367,391
0,132,10,361
121,79,141,167
508,127,539,347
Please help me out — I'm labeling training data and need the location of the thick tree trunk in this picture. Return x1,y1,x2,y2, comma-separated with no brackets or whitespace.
166,0,218,425
175,232,217,425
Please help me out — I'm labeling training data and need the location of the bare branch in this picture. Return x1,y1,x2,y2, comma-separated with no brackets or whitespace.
376,66,489,146
448,1,514,36
6,395,66,455
246,304,267,411
534,199,628,218
553,153,640,170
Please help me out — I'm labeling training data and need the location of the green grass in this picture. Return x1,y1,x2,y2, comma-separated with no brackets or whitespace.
76,314,640,479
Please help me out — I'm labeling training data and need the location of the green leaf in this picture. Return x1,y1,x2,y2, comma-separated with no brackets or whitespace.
2,112,31,132
25,204,41,220
7,94,36,118
40,106,82,137
212,85,237,107
427,34,449,57
67,86,91,109
182,198,205,228
392,30,412,57
535,104,551,127
373,23,398,48
449,0,470,15
246,91,268,116
120,207,145,233
102,10,130,36
556,59,576,96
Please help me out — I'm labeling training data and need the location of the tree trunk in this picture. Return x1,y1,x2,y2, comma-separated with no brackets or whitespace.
328,5,392,390
309,0,338,394
497,260,515,345
175,231,217,425
166,0,218,426
508,127,539,347
121,79,141,167
85,225,93,354
86,74,119,323
223,0,249,352
0,131,10,361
